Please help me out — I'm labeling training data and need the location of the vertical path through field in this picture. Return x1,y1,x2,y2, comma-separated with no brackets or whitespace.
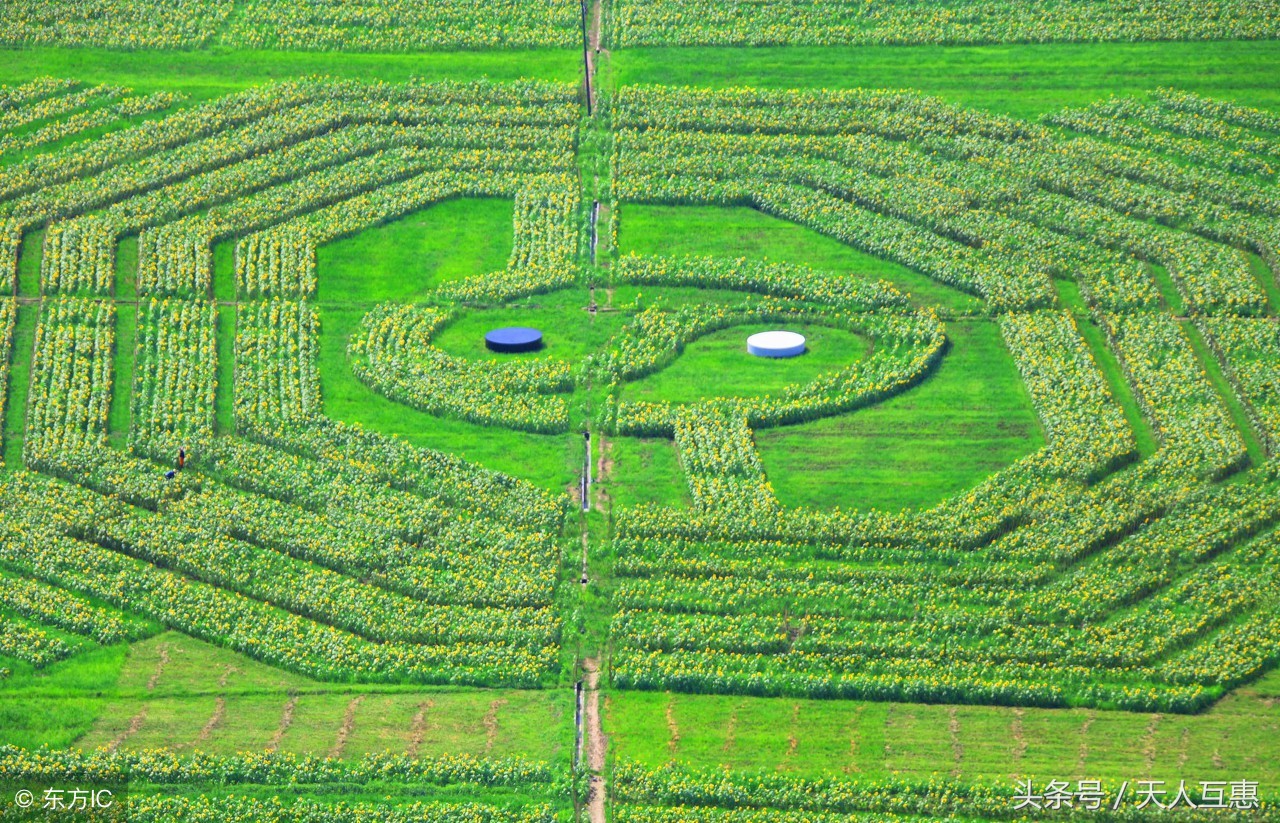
575,1,610,818
584,658,607,823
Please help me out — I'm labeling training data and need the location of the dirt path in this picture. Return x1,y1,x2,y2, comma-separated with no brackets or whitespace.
583,658,607,823
330,695,364,760
194,697,226,746
266,694,298,753
145,644,170,691
484,698,508,755
107,708,147,752
948,707,964,778
407,699,435,758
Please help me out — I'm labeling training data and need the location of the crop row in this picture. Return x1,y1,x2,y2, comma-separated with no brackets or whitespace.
196,437,560,604
39,218,113,295
171,483,556,609
0,571,151,646
0,1,231,49
0,82,124,134
611,761,1265,821
18,473,559,652
0,76,77,113
613,86,1271,315
234,226,316,299
1152,87,1280,136
0,745,557,788
1,79,575,227
24,297,114,466
282,416,566,532
125,797,556,823
234,299,321,434
0,616,73,668
1198,317,1280,454
0,299,13,450
0,221,16,292
611,0,1280,47
0,91,182,159
227,0,579,51
1047,97,1277,178
1098,312,1248,478
999,311,1135,480
0,479,553,687
674,406,778,514
130,298,217,460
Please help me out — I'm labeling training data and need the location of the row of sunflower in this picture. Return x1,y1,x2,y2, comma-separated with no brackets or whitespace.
0,477,555,687
349,302,573,434
0,91,182,159
0,0,230,49
1197,316,1280,455
224,0,580,51
610,0,1280,47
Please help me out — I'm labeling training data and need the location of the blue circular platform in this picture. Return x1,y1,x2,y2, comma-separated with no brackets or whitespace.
485,326,544,353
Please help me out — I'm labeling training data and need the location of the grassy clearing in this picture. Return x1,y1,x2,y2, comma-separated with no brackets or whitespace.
317,303,579,491
0,633,572,764
311,203,587,490
615,204,1045,511
612,40,1280,118
757,320,1042,512
606,671,1280,793
599,434,688,510
0,48,581,101
16,230,41,299
315,198,516,305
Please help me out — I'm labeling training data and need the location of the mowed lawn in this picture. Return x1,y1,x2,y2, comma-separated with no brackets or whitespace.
612,40,1280,117
617,203,1045,511
606,677,1280,796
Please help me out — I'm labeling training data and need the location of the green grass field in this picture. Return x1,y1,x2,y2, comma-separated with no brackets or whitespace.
2,12,1279,821
1,633,572,764
606,671,1280,787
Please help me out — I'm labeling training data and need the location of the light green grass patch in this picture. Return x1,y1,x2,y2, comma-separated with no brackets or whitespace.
756,320,1044,512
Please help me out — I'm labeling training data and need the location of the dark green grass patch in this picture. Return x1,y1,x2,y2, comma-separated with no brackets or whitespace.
107,304,135,451
316,199,516,305
599,434,688,511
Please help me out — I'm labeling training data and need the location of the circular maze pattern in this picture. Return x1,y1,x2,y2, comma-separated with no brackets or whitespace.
0,77,1278,721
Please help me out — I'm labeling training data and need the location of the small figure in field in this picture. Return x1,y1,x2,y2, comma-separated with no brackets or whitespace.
177,447,186,471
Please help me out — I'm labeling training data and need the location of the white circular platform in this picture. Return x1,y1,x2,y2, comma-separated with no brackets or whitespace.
747,330,807,358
